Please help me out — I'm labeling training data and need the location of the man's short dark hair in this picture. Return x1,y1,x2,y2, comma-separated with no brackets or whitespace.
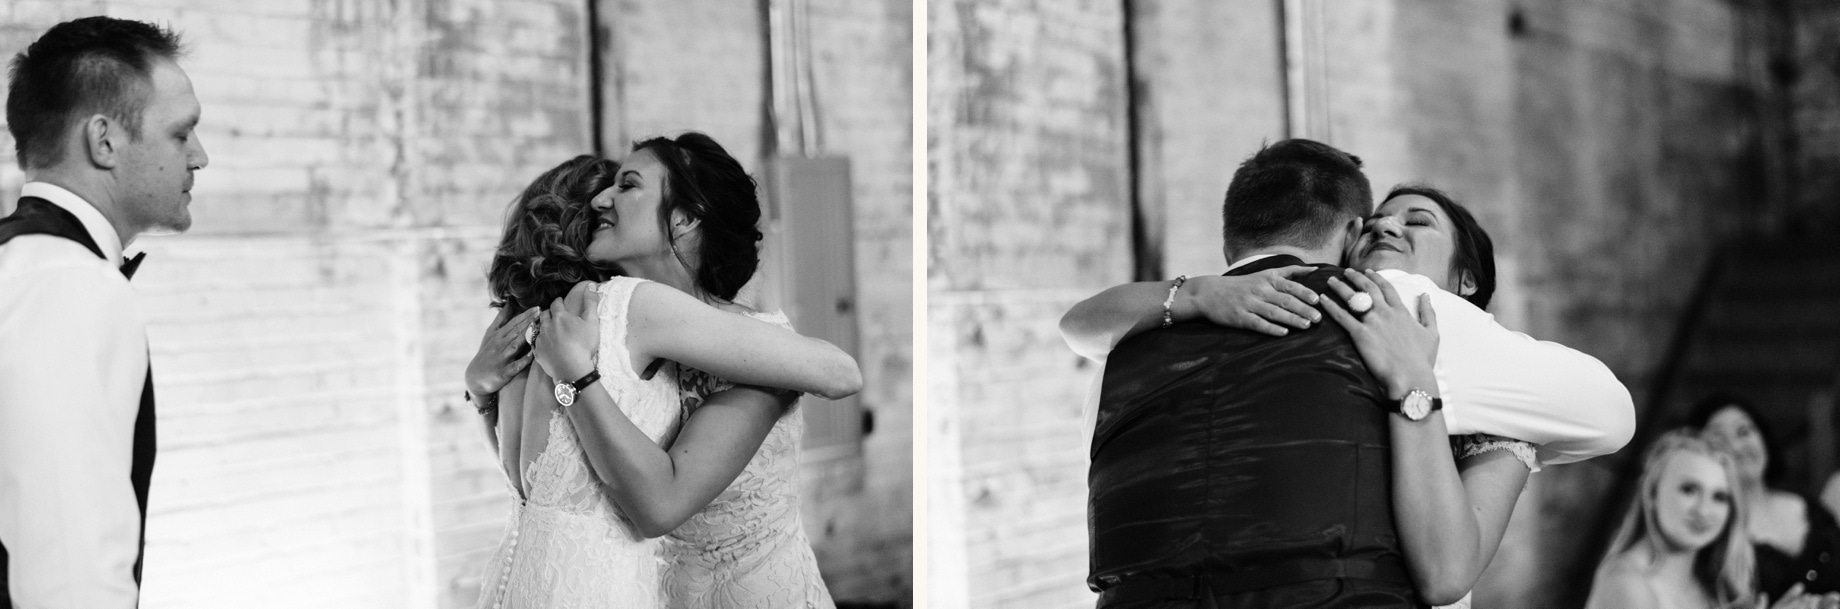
7,16,186,169
1221,139,1372,253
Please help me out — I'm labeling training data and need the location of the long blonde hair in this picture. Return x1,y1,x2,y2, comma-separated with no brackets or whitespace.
1597,429,1755,607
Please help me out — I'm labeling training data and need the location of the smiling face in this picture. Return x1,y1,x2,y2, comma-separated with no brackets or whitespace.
1702,406,1770,484
115,59,207,235
1350,194,1465,292
587,147,673,266
1651,451,1735,552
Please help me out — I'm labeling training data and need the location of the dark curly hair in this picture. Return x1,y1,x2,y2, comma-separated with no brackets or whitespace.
488,155,622,312
1382,184,1497,310
631,132,763,301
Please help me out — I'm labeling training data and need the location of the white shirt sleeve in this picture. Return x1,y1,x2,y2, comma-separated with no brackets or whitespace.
1080,365,1104,453
1379,269,1635,466
0,260,147,608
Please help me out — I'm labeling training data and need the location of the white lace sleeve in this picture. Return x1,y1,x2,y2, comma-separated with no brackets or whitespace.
1455,434,1540,472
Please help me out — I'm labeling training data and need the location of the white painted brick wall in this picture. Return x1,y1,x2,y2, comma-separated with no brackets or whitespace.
4,0,909,606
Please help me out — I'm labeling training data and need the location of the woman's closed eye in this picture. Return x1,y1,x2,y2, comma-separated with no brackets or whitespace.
1711,490,1732,504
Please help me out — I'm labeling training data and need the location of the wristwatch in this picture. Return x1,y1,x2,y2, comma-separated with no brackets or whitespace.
1392,388,1443,421
554,370,602,408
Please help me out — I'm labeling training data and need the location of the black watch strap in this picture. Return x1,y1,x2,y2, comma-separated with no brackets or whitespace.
570,370,602,391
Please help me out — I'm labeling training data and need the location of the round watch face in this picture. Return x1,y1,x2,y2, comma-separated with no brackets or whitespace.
1402,392,1431,420
554,383,577,407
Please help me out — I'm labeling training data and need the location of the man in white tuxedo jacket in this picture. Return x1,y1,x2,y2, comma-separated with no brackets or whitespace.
0,16,208,608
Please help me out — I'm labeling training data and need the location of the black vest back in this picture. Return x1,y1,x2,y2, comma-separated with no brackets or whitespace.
1087,257,1413,602
0,196,157,604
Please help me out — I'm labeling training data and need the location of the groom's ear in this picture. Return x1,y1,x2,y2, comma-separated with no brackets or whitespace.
82,114,122,170
1340,216,1364,251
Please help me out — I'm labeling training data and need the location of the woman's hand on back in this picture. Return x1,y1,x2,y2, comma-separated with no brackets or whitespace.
1178,268,1322,337
465,305,540,396
1320,268,1439,395
533,281,603,383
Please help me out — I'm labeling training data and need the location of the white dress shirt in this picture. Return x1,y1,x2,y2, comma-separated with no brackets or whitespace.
0,181,146,608
1077,263,1636,467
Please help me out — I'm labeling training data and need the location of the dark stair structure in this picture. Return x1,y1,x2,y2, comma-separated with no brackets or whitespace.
1649,238,1840,492
1566,236,1840,608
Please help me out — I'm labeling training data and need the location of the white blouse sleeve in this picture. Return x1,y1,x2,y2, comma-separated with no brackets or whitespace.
1380,270,1635,467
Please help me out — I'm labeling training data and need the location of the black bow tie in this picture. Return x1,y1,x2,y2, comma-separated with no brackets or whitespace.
120,252,146,280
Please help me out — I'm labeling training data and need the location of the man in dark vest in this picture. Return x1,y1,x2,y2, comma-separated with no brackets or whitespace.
1087,139,1421,607
0,16,208,608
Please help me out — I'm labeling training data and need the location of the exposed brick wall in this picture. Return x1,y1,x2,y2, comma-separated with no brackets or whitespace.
931,1,1774,608
594,0,914,602
1791,1,1840,223
929,1,1130,608
801,0,915,601
1129,0,1286,278
2,1,906,607
411,1,597,607
0,1,598,608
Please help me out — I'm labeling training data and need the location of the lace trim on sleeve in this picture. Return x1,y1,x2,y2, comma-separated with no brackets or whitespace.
1456,434,1540,472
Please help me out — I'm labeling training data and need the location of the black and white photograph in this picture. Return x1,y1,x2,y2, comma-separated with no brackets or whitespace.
0,1,911,608
9,0,1840,608
927,1,1840,608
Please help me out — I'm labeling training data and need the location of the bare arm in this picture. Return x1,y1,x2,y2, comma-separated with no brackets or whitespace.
1823,473,1840,521
1058,269,1322,362
1322,269,1529,605
1376,269,1634,464
556,381,789,537
529,281,801,536
626,282,862,400
464,305,539,456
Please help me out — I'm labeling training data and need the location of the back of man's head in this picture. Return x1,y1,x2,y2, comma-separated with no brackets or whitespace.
7,16,185,170
1220,138,1372,255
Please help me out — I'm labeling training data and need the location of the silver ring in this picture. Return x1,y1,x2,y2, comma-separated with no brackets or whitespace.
525,322,539,345
1347,292,1374,314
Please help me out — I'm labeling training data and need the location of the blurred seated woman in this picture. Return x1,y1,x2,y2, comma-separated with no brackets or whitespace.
1587,430,1753,609
1691,394,1840,599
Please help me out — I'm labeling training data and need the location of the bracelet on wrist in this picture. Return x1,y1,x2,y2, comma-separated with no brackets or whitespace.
464,390,498,413
1161,275,1189,329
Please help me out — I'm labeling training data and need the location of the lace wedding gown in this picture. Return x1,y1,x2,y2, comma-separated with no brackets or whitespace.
475,277,683,609
662,310,836,609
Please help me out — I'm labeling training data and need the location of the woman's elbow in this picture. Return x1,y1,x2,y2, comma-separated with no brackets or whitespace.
1418,584,1469,607
1412,563,1476,605
814,358,864,401
631,509,692,539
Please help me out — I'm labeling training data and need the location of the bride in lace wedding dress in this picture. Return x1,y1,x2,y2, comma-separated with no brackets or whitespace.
462,142,862,609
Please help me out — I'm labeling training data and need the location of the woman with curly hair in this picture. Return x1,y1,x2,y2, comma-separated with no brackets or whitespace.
462,144,862,609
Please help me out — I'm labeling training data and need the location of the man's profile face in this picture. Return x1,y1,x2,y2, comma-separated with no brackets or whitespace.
116,59,206,235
